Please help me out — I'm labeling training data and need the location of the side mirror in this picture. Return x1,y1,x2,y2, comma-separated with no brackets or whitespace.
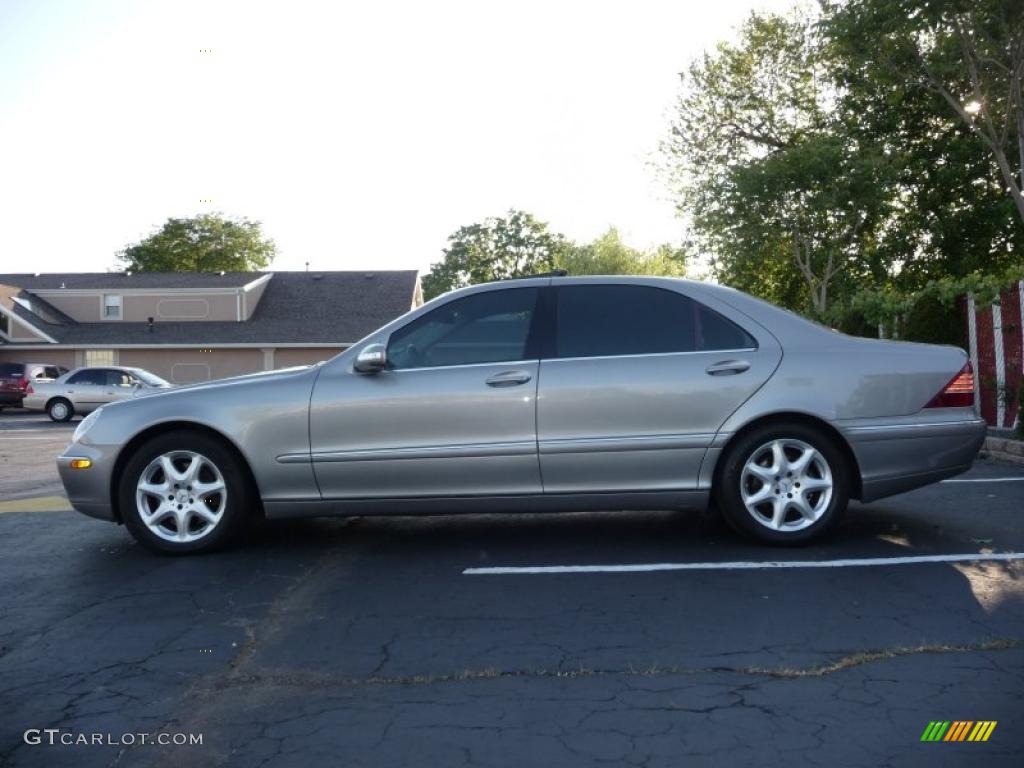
354,343,387,374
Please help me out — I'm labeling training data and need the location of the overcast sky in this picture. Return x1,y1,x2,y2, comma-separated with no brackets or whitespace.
0,0,792,275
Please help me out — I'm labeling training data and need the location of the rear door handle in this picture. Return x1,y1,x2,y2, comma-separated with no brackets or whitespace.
705,359,750,376
486,370,532,387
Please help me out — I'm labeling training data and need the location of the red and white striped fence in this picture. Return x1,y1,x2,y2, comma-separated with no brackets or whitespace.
964,281,1024,428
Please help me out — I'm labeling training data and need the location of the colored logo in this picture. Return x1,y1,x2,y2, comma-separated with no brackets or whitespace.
921,721,997,742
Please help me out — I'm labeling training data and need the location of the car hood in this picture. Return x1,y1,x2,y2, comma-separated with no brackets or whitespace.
157,364,315,394
96,364,318,414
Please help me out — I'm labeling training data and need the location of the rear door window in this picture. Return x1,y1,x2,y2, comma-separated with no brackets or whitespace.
67,370,105,385
554,285,698,358
554,285,757,358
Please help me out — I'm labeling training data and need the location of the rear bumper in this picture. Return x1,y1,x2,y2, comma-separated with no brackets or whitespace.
0,392,24,406
20,393,45,411
840,413,987,502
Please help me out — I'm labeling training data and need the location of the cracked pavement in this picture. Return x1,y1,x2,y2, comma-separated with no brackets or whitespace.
0,415,1022,766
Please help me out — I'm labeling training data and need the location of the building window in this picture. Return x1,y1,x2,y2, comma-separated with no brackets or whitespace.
103,294,122,320
0,310,9,338
84,349,116,367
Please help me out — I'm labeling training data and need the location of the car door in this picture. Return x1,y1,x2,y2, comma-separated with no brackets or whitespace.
537,281,782,493
309,286,543,500
64,369,106,411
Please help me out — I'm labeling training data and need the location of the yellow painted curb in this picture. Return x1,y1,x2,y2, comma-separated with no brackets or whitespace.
0,495,72,513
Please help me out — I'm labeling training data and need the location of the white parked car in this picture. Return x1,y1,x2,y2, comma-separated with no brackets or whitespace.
23,366,172,422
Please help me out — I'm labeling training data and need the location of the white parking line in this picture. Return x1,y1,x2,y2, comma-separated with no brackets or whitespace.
941,477,1024,483
0,437,69,440
463,552,1024,575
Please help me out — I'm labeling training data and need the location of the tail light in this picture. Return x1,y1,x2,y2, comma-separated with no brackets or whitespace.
924,362,974,408
25,383,34,395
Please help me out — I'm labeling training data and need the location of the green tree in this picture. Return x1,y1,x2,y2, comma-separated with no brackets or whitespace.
824,0,1024,225
557,228,686,276
662,9,892,317
821,0,1024,296
422,210,569,299
118,214,276,272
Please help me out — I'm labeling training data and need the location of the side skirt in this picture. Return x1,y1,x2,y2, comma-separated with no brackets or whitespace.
262,490,710,520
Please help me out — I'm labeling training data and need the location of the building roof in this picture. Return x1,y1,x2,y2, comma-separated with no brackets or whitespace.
0,272,260,290
0,270,420,346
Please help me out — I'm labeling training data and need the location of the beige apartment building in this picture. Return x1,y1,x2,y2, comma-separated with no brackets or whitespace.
0,270,422,382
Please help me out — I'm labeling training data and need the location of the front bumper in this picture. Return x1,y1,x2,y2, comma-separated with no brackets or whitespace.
57,442,118,521
841,413,987,502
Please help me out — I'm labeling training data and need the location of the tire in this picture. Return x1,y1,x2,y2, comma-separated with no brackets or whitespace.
47,398,74,422
715,423,849,545
119,430,254,554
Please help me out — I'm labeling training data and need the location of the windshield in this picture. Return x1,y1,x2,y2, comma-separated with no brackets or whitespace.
128,368,171,387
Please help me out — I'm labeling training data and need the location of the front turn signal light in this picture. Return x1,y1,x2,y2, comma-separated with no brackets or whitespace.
69,458,92,470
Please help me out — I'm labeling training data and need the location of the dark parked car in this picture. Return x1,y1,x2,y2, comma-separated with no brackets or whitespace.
0,362,68,410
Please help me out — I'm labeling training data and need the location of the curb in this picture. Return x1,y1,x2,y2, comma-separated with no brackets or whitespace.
981,435,1024,466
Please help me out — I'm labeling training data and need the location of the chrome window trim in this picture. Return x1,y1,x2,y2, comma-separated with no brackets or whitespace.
381,348,761,374
542,348,758,364
383,359,539,374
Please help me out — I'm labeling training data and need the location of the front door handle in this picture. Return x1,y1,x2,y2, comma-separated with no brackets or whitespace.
486,370,532,387
705,359,750,376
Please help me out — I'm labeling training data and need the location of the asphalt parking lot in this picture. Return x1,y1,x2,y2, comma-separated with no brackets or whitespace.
0,411,1022,767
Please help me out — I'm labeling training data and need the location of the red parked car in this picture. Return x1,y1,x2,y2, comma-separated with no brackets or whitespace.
0,362,68,411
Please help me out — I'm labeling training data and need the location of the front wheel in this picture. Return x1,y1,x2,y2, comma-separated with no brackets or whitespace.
715,423,849,545
119,430,254,554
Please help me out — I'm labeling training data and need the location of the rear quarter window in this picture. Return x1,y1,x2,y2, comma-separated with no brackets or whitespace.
696,304,757,351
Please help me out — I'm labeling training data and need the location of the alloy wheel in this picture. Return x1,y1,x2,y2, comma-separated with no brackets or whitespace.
135,451,227,543
739,438,833,532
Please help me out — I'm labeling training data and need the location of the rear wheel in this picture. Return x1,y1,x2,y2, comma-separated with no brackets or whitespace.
715,423,849,545
47,398,74,422
120,431,253,554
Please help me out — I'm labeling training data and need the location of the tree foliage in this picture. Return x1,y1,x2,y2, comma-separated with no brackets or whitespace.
824,0,1024,224
663,10,892,316
118,214,276,272
661,2,1024,336
422,214,686,299
557,228,686,277
422,210,569,300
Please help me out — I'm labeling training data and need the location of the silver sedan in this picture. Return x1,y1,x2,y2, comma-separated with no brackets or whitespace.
25,366,172,422
57,276,986,553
